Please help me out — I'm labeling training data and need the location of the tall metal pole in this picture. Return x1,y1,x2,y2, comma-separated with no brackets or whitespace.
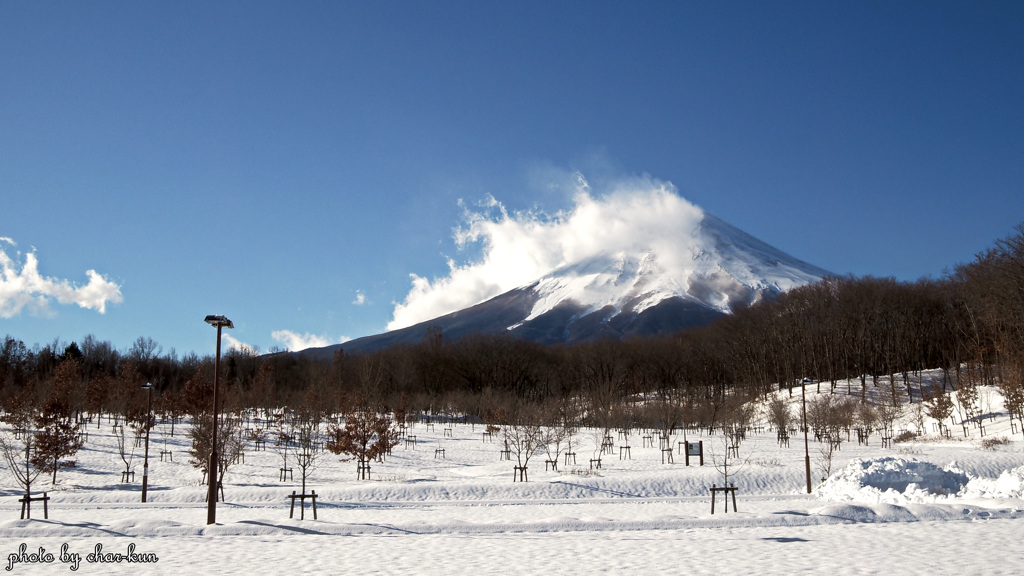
141,384,153,502
802,380,812,494
207,323,222,525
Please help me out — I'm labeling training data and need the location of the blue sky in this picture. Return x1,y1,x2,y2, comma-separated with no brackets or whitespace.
2,1,1022,356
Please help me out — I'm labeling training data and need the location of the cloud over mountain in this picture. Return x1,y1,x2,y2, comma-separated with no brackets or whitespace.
388,174,706,331
271,329,350,352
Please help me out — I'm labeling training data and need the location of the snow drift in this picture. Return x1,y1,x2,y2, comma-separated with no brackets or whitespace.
817,456,1024,505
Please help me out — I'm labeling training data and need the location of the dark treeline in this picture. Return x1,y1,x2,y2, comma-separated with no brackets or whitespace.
2,225,1022,430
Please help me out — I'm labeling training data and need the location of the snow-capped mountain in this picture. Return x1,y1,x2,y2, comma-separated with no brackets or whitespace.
515,213,827,328
302,212,829,358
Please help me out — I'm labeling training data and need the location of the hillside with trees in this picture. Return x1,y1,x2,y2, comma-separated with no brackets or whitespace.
0,224,1021,441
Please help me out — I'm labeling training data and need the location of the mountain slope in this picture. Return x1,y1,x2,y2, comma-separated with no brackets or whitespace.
302,211,830,358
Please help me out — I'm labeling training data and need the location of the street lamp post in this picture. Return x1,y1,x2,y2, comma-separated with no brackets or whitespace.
801,378,812,494
204,314,233,525
141,382,153,502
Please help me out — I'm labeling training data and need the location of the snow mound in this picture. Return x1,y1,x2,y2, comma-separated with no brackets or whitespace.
962,465,1024,499
816,457,970,504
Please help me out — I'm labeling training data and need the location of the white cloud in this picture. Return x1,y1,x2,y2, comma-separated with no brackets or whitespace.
271,330,350,352
352,291,367,306
222,333,259,356
387,172,706,330
0,240,123,318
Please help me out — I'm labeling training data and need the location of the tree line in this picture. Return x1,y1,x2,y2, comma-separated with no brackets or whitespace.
1,224,1021,436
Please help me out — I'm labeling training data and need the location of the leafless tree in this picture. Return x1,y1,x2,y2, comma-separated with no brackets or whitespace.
188,413,244,497
708,425,750,488
291,414,321,494
504,403,547,481
766,394,794,433
114,422,137,481
875,385,904,438
0,403,43,506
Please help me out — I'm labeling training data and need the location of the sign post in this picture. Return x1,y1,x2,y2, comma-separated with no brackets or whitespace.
684,440,704,466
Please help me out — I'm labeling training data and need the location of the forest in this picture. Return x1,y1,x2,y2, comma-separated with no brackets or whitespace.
0,224,1022,482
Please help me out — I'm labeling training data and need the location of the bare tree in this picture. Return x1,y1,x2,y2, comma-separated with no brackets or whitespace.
766,394,794,433
504,403,546,481
857,402,878,432
0,403,43,508
188,413,244,498
817,433,836,483
540,400,574,470
290,405,323,494
114,423,137,481
708,425,750,488
875,385,904,438
271,411,294,480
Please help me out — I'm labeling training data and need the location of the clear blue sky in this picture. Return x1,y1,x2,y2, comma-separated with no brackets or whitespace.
2,1,1022,357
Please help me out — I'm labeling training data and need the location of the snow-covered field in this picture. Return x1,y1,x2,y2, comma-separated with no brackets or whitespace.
2,382,1023,575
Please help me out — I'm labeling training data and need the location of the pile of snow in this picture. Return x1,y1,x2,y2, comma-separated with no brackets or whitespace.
819,457,1024,504
962,465,1024,499
816,457,970,504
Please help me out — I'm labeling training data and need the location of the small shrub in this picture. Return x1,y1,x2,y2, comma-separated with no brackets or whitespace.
893,430,916,444
981,436,1010,451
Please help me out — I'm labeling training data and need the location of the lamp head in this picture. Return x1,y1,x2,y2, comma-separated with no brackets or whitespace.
204,315,234,329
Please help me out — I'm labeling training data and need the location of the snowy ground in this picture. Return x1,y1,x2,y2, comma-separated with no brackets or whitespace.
2,381,1023,575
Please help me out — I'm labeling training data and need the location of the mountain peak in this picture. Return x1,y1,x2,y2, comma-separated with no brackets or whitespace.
304,206,830,358
516,211,829,332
